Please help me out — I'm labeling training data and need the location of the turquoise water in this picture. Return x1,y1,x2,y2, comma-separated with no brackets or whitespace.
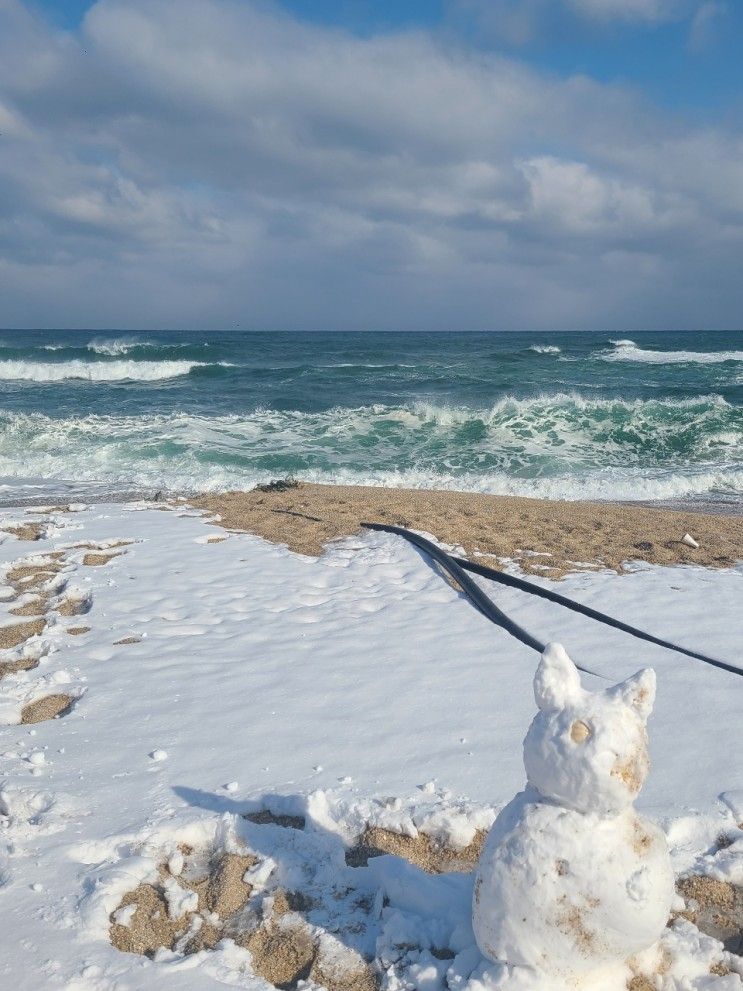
0,330,741,504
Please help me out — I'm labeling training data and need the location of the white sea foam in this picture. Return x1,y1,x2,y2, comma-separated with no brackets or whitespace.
528,345,561,354
0,400,739,504
0,359,213,382
86,336,155,356
602,340,743,364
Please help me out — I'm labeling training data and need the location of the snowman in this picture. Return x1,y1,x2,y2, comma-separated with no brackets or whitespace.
472,643,674,990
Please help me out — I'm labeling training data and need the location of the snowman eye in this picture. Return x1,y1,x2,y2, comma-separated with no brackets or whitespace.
570,720,592,743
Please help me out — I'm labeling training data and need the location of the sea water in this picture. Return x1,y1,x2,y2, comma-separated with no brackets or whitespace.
0,330,741,507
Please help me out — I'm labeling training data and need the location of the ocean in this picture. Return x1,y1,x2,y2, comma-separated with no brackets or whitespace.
0,330,741,508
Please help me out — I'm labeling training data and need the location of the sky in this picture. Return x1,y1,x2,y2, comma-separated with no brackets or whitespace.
1,0,742,331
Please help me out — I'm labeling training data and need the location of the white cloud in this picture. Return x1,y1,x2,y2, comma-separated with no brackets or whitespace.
519,157,686,233
688,0,727,49
0,0,741,330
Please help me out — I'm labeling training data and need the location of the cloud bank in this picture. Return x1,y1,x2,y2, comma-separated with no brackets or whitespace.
0,0,742,331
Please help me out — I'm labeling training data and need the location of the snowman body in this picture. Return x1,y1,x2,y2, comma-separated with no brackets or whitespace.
472,644,674,986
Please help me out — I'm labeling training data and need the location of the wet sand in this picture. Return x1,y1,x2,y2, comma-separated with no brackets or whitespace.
191,483,743,577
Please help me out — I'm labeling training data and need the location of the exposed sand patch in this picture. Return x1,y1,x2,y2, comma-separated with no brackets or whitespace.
21,693,75,724
83,552,123,567
111,883,195,957
0,654,39,679
2,522,46,541
676,874,743,953
191,483,743,577
5,560,64,590
345,825,485,874
310,950,377,991
241,917,317,988
9,596,49,617
206,535,225,544
114,636,142,645
111,849,257,958
202,851,257,919
0,618,46,649
57,595,91,616
710,962,733,976
628,978,656,991
110,845,378,991
66,626,91,636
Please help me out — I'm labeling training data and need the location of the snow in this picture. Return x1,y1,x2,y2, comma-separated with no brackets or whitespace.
163,876,200,919
473,646,674,989
0,502,741,989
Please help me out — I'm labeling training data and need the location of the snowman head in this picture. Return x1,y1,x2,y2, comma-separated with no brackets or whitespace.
523,643,656,815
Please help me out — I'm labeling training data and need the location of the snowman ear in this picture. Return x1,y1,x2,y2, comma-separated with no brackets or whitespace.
609,668,656,721
534,643,584,711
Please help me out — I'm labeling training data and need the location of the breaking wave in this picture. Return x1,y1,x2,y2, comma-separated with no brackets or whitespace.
602,339,743,364
86,337,156,356
528,345,561,354
0,394,739,502
0,359,223,382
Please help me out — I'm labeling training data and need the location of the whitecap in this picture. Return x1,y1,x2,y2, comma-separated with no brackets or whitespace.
0,359,218,382
87,337,153,356
601,341,743,364
0,395,738,505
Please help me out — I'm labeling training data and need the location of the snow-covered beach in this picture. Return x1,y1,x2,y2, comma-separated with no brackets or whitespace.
0,495,741,989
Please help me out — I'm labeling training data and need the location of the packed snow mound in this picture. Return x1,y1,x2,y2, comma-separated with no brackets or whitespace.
473,644,676,990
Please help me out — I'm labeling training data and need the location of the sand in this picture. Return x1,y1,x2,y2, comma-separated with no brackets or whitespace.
677,875,743,954
0,654,39,679
0,618,46,649
1,522,46,541
346,826,486,874
9,596,49,617
82,551,123,566
21,693,75,724
191,484,743,577
106,820,484,990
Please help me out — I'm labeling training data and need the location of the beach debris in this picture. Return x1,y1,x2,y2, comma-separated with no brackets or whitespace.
472,644,674,990
255,478,299,493
682,533,700,548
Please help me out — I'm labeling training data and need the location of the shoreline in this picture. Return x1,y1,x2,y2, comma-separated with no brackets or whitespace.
2,482,741,517
191,482,743,577
2,480,741,577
